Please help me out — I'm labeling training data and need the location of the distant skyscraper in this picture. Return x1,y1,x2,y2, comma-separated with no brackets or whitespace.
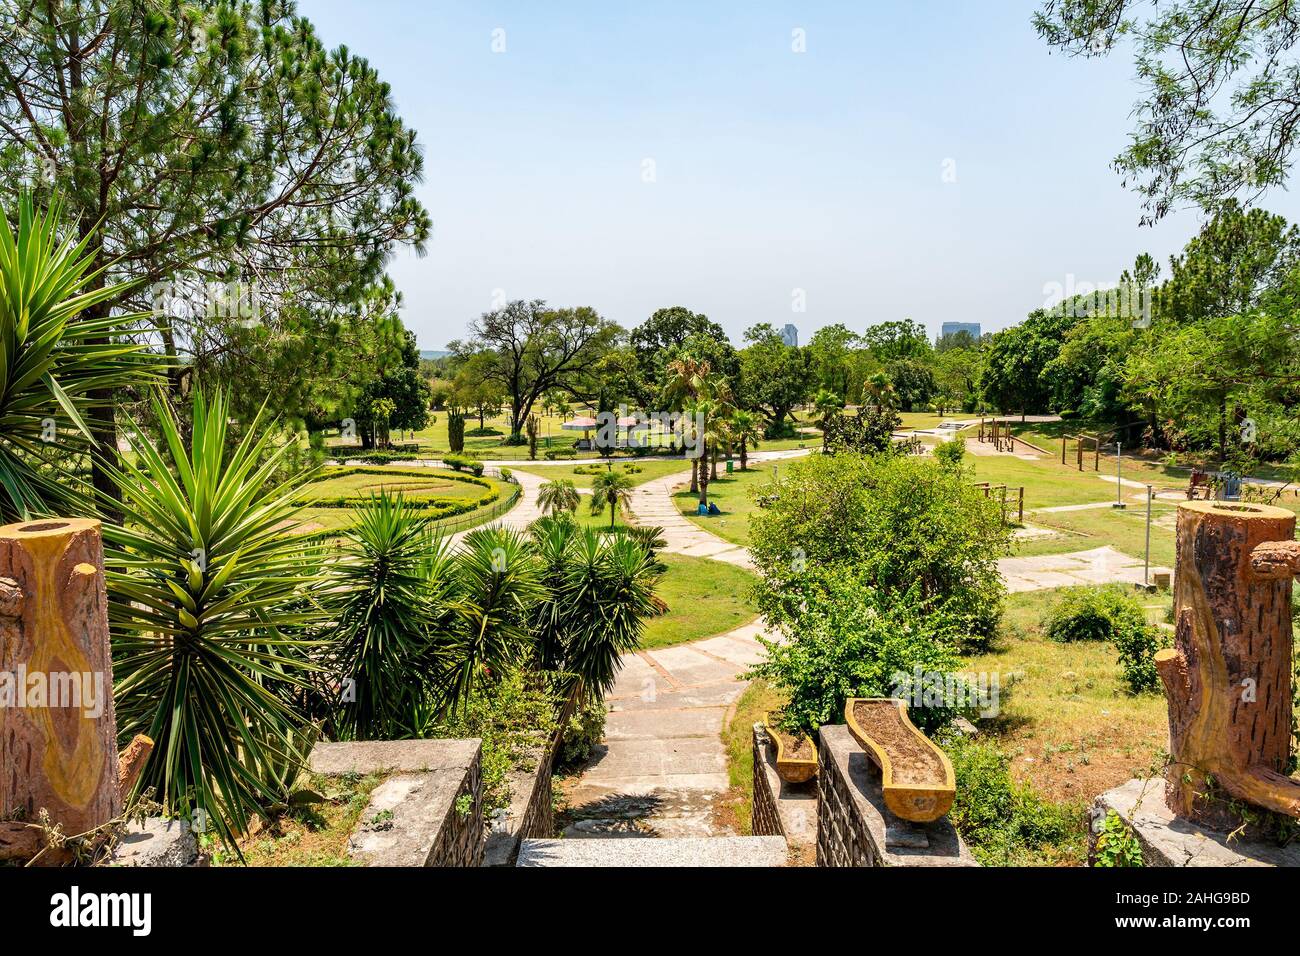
781,323,799,347
939,321,981,342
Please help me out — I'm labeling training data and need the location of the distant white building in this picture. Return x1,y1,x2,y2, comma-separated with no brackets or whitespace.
781,323,799,347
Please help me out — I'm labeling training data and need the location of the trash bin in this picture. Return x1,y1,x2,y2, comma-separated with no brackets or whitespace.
726,460,733,473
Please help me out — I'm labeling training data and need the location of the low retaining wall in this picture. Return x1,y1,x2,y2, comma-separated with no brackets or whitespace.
310,739,485,867
816,725,976,867
483,744,557,866
751,725,817,853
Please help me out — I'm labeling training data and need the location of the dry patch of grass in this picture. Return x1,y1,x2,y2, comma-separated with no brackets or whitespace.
964,590,1171,805
717,678,786,835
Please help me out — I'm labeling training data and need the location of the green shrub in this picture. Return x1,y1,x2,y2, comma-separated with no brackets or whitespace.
933,435,966,469
1093,810,1144,867
1043,585,1147,643
448,411,466,454
749,451,1010,650
945,736,1087,865
499,467,513,482
1043,586,1164,693
557,697,607,770
748,568,969,735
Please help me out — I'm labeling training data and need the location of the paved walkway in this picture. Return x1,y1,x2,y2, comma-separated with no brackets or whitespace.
998,546,1171,593
561,620,771,838
445,468,547,549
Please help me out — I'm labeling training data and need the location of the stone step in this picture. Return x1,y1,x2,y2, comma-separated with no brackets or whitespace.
517,836,788,867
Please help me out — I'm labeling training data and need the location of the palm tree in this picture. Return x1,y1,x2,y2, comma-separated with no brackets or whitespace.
104,388,323,845
538,478,581,515
814,388,843,428
0,193,163,522
729,409,762,471
590,468,634,530
529,519,660,700
865,372,897,411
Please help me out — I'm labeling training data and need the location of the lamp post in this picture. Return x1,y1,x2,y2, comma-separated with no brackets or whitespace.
1112,441,1126,509
1143,484,1153,587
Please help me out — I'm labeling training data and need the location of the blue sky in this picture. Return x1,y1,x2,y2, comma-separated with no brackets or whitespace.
299,0,1299,350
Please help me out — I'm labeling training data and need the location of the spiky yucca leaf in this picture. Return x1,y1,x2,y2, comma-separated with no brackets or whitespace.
103,388,323,845
0,193,162,520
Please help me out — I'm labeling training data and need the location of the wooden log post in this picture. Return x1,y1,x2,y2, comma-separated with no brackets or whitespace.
1155,501,1300,826
0,519,120,863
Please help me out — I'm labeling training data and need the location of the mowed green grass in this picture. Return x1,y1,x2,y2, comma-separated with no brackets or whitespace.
512,459,691,489
968,453,1184,510
673,462,781,548
641,554,760,650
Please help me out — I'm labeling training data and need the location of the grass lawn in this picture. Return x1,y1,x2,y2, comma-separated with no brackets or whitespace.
969,453,1184,510
641,554,759,650
513,459,691,489
673,462,780,548
229,772,384,866
717,678,785,837
963,589,1172,806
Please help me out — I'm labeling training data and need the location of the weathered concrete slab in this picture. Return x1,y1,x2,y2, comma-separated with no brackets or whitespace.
1093,778,1300,867
648,645,744,685
310,739,481,776
579,737,727,779
347,770,467,867
518,836,788,866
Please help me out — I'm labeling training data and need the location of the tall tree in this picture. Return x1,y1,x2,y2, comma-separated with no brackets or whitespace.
739,323,810,436
0,0,430,500
861,319,931,363
452,299,620,443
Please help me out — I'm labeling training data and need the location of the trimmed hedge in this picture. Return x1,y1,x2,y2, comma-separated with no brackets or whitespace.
442,453,485,476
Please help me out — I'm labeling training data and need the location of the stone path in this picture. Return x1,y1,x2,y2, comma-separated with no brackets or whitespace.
445,468,547,550
560,619,771,839
998,546,1172,593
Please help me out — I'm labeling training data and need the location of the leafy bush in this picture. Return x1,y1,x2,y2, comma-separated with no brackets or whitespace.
557,697,608,770
748,568,968,735
944,735,1087,866
749,451,1010,649
933,435,966,469
1093,810,1144,867
1043,585,1164,693
1043,585,1147,643
820,405,901,455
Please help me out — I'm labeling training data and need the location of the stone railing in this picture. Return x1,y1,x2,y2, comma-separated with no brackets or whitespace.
751,725,817,857
310,739,485,867
816,725,976,867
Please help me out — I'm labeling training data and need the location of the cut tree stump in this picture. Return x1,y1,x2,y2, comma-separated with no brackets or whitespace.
0,518,120,864
1155,501,1300,827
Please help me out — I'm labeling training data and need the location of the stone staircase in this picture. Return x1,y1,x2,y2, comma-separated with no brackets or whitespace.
516,836,788,867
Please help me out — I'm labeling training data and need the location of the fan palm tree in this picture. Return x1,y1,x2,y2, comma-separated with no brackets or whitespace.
814,388,843,427
538,478,581,515
590,468,634,529
0,193,163,521
865,372,897,411
104,388,323,845
729,409,762,471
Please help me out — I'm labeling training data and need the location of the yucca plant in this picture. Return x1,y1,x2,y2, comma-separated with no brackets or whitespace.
537,478,580,515
319,492,457,740
103,388,324,845
529,519,660,701
0,193,161,521
438,527,544,714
